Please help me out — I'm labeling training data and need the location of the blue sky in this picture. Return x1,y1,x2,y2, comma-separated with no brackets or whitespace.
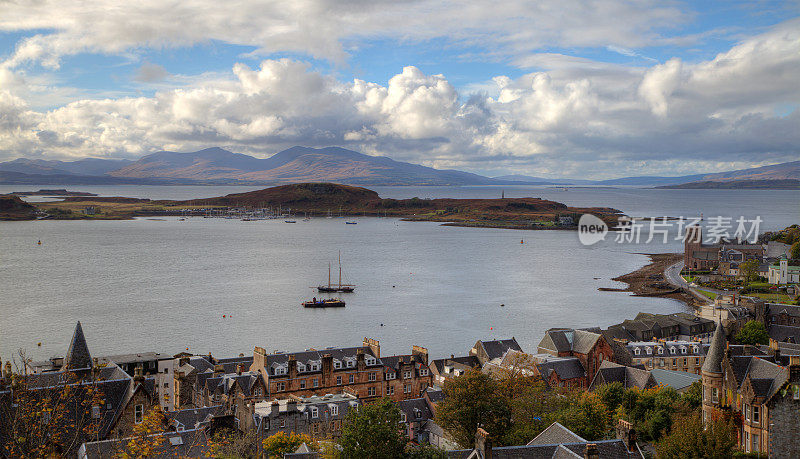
0,0,798,178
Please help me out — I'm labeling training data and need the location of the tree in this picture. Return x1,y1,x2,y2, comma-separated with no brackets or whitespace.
594,382,625,414
657,412,737,458
735,320,769,346
339,398,407,459
502,380,569,445
117,409,168,458
493,351,538,400
740,259,760,283
791,241,800,260
558,392,612,440
436,369,511,448
262,431,317,458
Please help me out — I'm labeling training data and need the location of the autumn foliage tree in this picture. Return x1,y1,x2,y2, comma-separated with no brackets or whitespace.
0,353,106,458
262,431,318,458
339,397,408,459
116,408,168,458
657,412,737,458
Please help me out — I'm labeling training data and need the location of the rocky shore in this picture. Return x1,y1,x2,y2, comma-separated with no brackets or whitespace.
600,252,701,307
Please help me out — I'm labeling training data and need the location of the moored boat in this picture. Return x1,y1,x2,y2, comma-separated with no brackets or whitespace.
316,251,356,293
302,298,346,308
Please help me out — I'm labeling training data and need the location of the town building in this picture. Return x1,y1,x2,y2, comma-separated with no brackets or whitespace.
589,361,655,391
684,225,765,271
1,322,161,457
249,338,432,403
469,338,522,367
626,340,708,374
429,355,481,385
768,256,800,284
174,354,253,409
537,328,613,387
239,393,360,442
702,321,800,455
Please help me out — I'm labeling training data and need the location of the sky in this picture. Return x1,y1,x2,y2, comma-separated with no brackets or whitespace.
0,1,798,179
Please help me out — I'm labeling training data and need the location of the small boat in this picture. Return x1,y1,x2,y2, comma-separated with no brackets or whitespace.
345,221,357,225
285,220,297,223
302,298,346,308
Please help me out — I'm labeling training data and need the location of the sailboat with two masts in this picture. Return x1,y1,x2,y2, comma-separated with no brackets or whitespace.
317,251,356,293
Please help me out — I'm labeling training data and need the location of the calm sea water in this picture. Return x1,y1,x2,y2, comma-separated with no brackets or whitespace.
0,185,797,363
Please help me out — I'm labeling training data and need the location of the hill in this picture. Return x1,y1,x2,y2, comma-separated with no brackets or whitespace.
0,195,37,220
0,158,133,176
658,179,800,189
108,146,501,186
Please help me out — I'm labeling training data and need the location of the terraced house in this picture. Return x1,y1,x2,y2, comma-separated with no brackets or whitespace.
249,338,432,402
626,340,708,374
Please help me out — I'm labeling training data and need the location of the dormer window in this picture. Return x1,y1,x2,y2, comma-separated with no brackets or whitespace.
275,366,287,376
297,362,306,372
634,348,641,355
646,347,652,355
386,372,396,380
693,346,699,354
346,360,355,368
680,346,687,354
400,412,407,423
365,357,376,366
311,407,319,419
669,347,676,355
658,348,664,355
331,405,339,416
334,360,342,369
419,369,428,376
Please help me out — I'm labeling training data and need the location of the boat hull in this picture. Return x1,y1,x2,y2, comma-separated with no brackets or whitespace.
303,300,346,308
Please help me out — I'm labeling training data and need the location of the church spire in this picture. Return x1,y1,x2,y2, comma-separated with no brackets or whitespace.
63,321,92,370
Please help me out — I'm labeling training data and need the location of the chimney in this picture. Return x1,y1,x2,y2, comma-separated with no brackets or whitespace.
584,443,599,459
253,347,266,372
475,428,491,459
616,419,637,453
363,338,381,358
412,346,429,365
288,355,297,379
790,355,800,382
134,365,145,382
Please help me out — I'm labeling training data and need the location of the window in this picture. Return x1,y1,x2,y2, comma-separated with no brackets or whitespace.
386,372,396,380
275,366,286,376
745,431,750,453
693,346,699,354
134,404,144,424
387,385,395,395
658,348,664,355
368,372,376,382
311,407,319,419
331,405,339,416
92,405,100,419
404,384,411,394
415,409,421,419
334,360,342,369
349,374,355,384
297,362,306,372
669,347,676,355
280,419,285,428
680,347,687,354
254,386,262,396
346,360,355,368
404,371,412,379
634,348,641,355
696,358,700,365
683,358,688,366
419,369,428,377
106,403,113,411
400,412,407,423
712,387,718,404
313,378,319,388
365,357,376,366
276,382,286,392
336,376,342,385
794,385,800,400
300,380,306,389
646,347,652,355
752,405,760,424
367,387,376,396
745,404,750,421
752,434,759,452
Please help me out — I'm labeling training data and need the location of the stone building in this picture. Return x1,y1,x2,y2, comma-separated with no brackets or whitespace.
537,328,613,387
249,338,432,403
702,321,800,456
429,355,481,385
626,340,708,374
684,225,764,271
0,322,161,457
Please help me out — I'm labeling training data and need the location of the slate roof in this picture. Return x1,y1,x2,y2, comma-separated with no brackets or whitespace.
431,356,481,374
446,439,640,459
79,428,211,458
63,321,92,370
425,386,444,403
768,325,800,343
479,339,523,361
397,397,433,423
527,422,586,446
538,329,602,355
261,347,380,375
744,357,788,400
649,369,701,391
168,405,224,430
589,361,654,391
701,322,726,375
536,358,586,381
381,353,427,370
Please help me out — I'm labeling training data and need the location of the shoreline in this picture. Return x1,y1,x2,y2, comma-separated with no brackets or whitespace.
600,252,701,307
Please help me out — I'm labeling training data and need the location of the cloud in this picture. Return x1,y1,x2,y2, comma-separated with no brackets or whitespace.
133,63,170,83
0,0,688,69
0,20,798,178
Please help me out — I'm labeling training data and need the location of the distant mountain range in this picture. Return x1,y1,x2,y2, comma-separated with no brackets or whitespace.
0,146,797,188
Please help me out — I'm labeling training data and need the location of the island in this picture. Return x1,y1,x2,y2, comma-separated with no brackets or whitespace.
8,182,625,229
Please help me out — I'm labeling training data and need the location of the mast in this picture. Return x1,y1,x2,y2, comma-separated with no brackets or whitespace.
338,251,342,288
328,262,332,288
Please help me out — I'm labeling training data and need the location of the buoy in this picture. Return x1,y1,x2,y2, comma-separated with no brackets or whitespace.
500,304,505,307
490,327,493,330
37,240,42,245
380,323,384,327
392,285,396,288
520,240,524,244
37,342,42,347
222,315,226,318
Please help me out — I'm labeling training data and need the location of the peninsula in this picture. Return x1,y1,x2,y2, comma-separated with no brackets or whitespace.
14,182,624,229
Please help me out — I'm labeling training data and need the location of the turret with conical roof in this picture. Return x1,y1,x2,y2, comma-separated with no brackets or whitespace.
702,321,726,375
63,321,92,371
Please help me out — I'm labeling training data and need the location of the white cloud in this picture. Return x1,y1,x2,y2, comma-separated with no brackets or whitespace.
0,0,688,70
133,63,170,83
0,20,798,178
